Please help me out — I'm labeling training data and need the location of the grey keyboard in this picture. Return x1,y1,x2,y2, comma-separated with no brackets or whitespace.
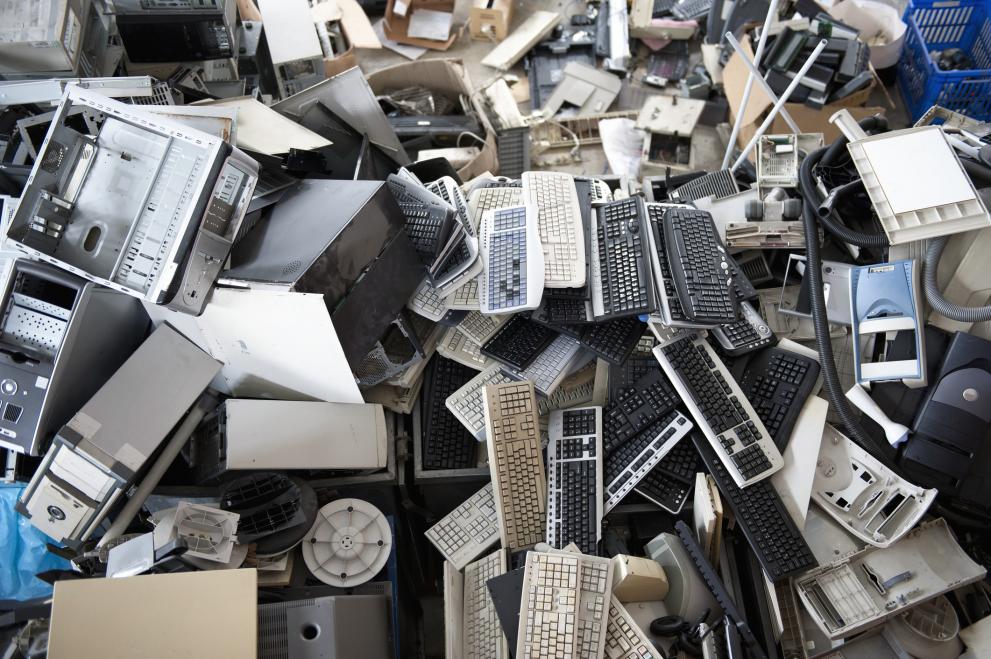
408,277,448,321
517,551,612,659
446,363,515,439
459,311,507,345
479,204,543,313
428,176,474,236
437,327,490,371
484,380,547,550
523,171,587,288
463,549,509,659
503,334,584,396
425,483,500,570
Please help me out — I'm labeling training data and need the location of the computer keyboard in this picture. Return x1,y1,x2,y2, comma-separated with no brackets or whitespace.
421,356,479,470
711,301,776,357
459,311,507,346
606,595,664,659
437,327,490,371
445,277,481,310
425,483,501,570
590,197,655,320
428,176,473,235
480,315,558,371
517,551,612,659
386,173,455,266
446,364,515,439
463,549,509,659
578,316,647,365
673,520,768,659
645,202,691,327
546,407,603,553
633,436,699,514
468,185,523,233
503,333,584,396
689,433,817,580
604,411,693,513
654,335,783,487
478,204,544,313
738,347,820,450
432,228,481,293
536,360,598,418
522,171,587,288
408,277,448,322
663,208,737,324
538,287,594,325
483,381,547,550
603,368,680,453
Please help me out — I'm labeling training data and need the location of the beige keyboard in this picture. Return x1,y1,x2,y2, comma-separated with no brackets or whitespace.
517,551,612,658
523,171,587,288
425,483,500,570
437,327,490,371
463,549,509,659
483,380,546,550
605,595,663,658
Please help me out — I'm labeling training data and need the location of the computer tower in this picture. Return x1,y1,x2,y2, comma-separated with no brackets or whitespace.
0,259,147,456
193,399,389,482
255,0,326,98
16,324,221,546
0,0,93,75
226,179,424,369
113,0,238,64
7,86,259,316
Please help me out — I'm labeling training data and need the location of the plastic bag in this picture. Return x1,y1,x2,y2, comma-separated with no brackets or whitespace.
0,485,70,600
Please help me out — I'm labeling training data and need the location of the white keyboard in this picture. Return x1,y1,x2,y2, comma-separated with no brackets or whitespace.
517,551,612,659
463,549,509,659
437,327,490,371
468,186,523,233
408,277,448,321
425,483,501,570
446,364,515,439
479,204,544,314
484,380,547,550
445,277,481,309
502,334,584,396
523,171,587,288
606,595,664,659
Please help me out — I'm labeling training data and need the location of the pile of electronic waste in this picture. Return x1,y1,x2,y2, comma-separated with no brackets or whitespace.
0,1,989,659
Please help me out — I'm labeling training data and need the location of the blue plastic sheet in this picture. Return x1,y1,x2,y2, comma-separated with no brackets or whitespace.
0,484,70,600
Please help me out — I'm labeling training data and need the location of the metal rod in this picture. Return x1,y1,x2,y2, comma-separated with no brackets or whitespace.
732,39,828,172
721,0,782,169
97,392,218,548
724,32,800,134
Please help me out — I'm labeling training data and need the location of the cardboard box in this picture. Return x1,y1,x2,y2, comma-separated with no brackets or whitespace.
725,37,884,148
384,0,459,50
366,58,498,180
470,0,513,41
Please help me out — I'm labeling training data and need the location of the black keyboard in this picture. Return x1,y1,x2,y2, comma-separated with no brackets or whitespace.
690,434,817,581
673,520,768,659
607,351,656,401
603,368,679,453
480,315,558,370
634,437,699,514
593,197,654,319
728,252,758,302
547,407,602,554
422,356,479,470
711,301,777,357
604,411,693,512
663,208,737,324
738,347,820,450
539,288,593,324
656,335,781,485
386,174,454,264
577,316,646,365
645,203,689,325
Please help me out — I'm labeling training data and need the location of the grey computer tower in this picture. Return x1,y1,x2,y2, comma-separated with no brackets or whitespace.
226,179,424,369
16,324,221,546
0,259,148,456
255,0,325,98
257,594,391,659
193,399,389,482
0,0,93,75
7,86,259,316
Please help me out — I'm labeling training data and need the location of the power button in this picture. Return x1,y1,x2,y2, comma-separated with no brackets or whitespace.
1,379,17,395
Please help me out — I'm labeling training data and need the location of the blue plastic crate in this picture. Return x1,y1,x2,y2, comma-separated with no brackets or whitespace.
897,0,991,121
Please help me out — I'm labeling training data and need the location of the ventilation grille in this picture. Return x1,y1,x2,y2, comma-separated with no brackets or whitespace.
672,169,738,203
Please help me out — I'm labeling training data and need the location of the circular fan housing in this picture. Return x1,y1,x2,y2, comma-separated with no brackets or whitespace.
301,499,392,587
